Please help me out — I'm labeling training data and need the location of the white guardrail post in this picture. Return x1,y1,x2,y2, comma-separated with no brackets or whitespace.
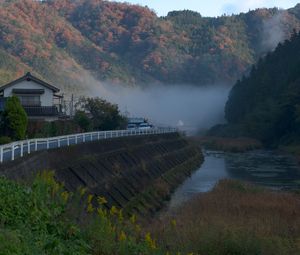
11,144,14,161
0,127,177,163
0,147,3,163
20,142,23,157
28,140,30,154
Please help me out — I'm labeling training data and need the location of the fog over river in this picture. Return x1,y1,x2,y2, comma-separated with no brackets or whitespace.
85,78,230,134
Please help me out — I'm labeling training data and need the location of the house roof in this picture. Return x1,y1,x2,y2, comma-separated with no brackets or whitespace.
0,72,60,93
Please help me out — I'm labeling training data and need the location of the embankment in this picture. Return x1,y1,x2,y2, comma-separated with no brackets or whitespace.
0,133,203,215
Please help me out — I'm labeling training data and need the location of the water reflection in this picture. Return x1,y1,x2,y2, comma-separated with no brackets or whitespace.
168,150,300,209
225,150,300,190
168,150,227,208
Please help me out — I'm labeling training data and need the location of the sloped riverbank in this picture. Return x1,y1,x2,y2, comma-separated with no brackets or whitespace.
0,133,203,216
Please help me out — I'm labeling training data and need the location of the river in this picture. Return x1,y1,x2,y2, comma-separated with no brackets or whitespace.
169,150,300,208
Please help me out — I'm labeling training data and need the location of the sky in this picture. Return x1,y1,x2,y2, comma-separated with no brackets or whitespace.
110,0,300,17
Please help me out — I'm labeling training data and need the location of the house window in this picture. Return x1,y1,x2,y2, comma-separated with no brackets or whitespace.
18,95,41,106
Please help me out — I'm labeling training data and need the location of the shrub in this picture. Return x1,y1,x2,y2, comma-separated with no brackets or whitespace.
27,120,81,138
76,97,127,131
2,96,28,140
0,136,11,145
0,172,165,255
74,110,92,132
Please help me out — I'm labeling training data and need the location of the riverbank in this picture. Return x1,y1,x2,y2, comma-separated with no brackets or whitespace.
280,145,300,164
0,133,203,217
148,179,300,255
167,149,300,209
0,172,171,255
193,136,263,152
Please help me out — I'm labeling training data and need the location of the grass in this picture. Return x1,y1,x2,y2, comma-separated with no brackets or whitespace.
2,171,300,255
280,145,300,163
149,180,300,255
195,136,263,152
0,172,171,255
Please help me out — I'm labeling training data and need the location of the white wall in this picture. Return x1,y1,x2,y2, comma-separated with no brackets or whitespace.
3,80,54,106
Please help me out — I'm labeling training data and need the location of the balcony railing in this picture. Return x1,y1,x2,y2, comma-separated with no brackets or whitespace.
23,106,59,117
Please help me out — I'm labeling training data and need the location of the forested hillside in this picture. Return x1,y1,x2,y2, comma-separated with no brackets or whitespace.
218,30,300,146
1,0,300,92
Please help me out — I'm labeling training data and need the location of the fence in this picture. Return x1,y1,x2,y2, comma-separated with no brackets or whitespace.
0,127,177,163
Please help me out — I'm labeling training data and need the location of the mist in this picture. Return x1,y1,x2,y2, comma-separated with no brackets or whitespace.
80,76,230,134
262,12,285,51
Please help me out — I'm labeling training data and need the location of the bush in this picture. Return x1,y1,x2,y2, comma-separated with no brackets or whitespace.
2,96,28,140
76,97,127,131
74,111,92,132
0,172,165,255
27,120,81,138
0,136,12,145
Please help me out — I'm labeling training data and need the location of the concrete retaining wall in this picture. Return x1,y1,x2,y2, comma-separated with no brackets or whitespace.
0,133,203,215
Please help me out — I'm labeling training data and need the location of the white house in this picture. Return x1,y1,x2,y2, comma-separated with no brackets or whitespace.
0,72,63,121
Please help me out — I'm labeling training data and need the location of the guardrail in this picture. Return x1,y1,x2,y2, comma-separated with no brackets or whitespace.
0,127,177,163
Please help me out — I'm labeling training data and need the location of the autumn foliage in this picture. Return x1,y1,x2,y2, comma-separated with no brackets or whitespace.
0,0,300,90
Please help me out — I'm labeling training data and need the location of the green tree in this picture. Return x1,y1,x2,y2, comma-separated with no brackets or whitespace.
220,30,300,146
77,97,127,131
2,96,28,140
74,110,92,132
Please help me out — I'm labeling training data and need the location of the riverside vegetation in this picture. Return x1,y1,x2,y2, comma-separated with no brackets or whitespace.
0,132,203,254
0,171,166,255
2,172,300,255
195,136,263,152
150,180,300,255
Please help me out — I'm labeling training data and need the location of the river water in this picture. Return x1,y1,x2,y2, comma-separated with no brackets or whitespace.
169,150,300,208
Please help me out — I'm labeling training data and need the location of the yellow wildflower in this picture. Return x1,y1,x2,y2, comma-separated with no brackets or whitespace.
87,194,94,204
130,214,136,224
87,203,94,213
97,207,107,218
118,209,124,222
119,231,127,241
171,219,177,227
79,187,87,197
61,191,69,202
110,206,118,215
145,232,156,249
97,196,107,205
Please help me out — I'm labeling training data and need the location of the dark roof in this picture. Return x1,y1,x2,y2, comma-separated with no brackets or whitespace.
0,72,60,93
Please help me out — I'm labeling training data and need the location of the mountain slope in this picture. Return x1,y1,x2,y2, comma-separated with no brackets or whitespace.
221,30,300,146
1,0,300,92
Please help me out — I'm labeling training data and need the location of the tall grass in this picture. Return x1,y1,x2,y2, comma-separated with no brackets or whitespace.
196,136,262,152
0,172,167,255
149,180,300,255
2,172,299,255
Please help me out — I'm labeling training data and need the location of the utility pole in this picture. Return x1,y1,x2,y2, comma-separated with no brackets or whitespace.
71,94,74,117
